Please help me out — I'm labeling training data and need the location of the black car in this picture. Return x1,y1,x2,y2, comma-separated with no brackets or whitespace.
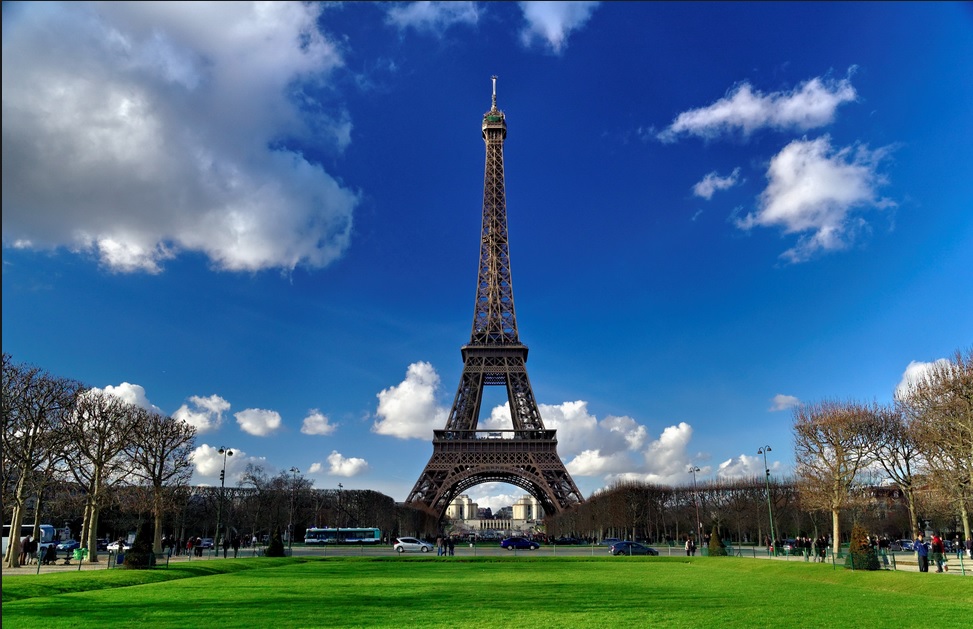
609,541,658,556
500,537,540,551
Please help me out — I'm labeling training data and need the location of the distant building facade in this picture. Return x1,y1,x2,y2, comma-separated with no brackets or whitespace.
445,494,543,538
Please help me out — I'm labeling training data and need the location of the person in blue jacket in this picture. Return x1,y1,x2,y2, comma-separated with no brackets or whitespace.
914,532,929,572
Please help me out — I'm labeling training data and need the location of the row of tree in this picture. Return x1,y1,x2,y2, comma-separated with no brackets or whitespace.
2,353,197,567
546,347,972,553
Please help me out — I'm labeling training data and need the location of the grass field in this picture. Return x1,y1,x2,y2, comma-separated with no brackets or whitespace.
2,556,970,628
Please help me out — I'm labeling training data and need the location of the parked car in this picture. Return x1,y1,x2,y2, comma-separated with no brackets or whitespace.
500,537,540,551
56,539,81,551
106,540,132,552
599,538,622,546
198,537,215,549
554,537,582,545
896,539,914,552
393,537,434,553
609,541,658,556
96,538,109,551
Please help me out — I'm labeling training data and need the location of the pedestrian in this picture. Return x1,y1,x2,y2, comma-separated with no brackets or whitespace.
914,532,929,572
931,534,946,572
878,536,890,568
447,536,455,556
965,537,972,560
232,535,241,558
222,535,230,558
436,535,444,557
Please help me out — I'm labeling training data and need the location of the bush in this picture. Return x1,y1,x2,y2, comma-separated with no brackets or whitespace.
265,527,286,557
844,523,879,571
708,525,728,557
123,521,157,570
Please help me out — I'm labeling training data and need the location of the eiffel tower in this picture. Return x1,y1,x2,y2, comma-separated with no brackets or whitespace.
405,77,585,519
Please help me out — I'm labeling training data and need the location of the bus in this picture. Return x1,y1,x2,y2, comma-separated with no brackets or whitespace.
2,523,57,556
304,527,381,545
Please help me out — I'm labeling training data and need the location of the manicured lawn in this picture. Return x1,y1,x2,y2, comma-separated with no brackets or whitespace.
2,556,970,628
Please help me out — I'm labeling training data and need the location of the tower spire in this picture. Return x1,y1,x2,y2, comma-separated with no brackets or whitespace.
491,75,497,110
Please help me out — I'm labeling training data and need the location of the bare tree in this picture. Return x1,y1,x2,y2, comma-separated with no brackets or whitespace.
127,407,197,553
62,390,138,561
872,403,925,536
898,348,973,539
793,399,882,554
2,355,82,568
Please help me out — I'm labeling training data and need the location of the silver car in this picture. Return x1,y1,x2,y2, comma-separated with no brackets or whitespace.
393,537,434,553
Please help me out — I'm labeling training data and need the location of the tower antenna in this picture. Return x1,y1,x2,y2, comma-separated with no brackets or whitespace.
491,75,497,109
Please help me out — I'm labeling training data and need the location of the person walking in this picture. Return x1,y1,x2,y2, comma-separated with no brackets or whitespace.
931,534,946,572
914,532,929,572
232,535,241,558
447,536,455,557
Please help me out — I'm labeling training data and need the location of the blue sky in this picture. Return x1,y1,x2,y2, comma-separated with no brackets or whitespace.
3,2,972,513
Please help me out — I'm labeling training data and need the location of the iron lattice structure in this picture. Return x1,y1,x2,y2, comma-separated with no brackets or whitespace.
405,78,585,519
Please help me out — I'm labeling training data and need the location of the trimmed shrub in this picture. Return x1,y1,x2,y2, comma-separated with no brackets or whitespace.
265,527,286,557
844,523,879,571
708,525,728,557
123,521,157,570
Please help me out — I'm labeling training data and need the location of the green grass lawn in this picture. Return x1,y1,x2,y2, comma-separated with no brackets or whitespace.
2,556,970,628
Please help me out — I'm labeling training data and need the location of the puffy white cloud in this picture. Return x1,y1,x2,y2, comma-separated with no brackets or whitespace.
372,362,448,439
693,168,741,200
736,136,893,262
235,408,282,437
518,1,600,53
769,394,800,412
659,74,857,142
301,409,337,436
327,450,369,477
173,394,230,433
385,1,479,34
2,2,357,273
308,462,325,475
717,453,784,479
895,358,951,401
89,382,164,414
190,443,254,483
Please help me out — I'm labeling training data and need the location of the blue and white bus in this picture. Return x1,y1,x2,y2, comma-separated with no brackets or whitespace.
304,527,381,545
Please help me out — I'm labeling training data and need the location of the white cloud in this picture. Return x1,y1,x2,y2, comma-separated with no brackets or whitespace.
2,2,358,273
658,73,857,142
90,382,164,414
736,136,893,262
518,1,600,53
895,358,951,401
693,168,741,200
308,462,324,474
235,408,282,437
717,453,784,479
385,1,479,34
173,394,231,433
769,394,800,412
327,450,369,477
301,409,336,436
190,443,254,483
372,362,448,439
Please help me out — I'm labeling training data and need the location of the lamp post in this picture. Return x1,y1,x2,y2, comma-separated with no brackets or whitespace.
336,483,343,543
758,446,776,555
288,467,300,552
688,466,701,542
215,447,233,557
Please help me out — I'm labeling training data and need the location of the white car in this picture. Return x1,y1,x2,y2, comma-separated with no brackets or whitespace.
393,537,434,553
106,540,132,552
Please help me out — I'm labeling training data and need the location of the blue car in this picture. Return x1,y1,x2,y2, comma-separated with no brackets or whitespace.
500,537,540,551
609,541,659,556
56,539,81,551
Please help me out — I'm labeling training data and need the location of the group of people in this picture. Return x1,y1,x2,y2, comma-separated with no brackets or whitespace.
436,535,455,556
914,532,953,573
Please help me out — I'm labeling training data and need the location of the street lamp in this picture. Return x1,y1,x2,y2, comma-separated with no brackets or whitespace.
688,466,701,541
288,467,300,551
215,447,233,557
758,446,776,555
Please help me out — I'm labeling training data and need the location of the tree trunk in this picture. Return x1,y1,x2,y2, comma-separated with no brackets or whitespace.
4,505,24,568
831,508,841,555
